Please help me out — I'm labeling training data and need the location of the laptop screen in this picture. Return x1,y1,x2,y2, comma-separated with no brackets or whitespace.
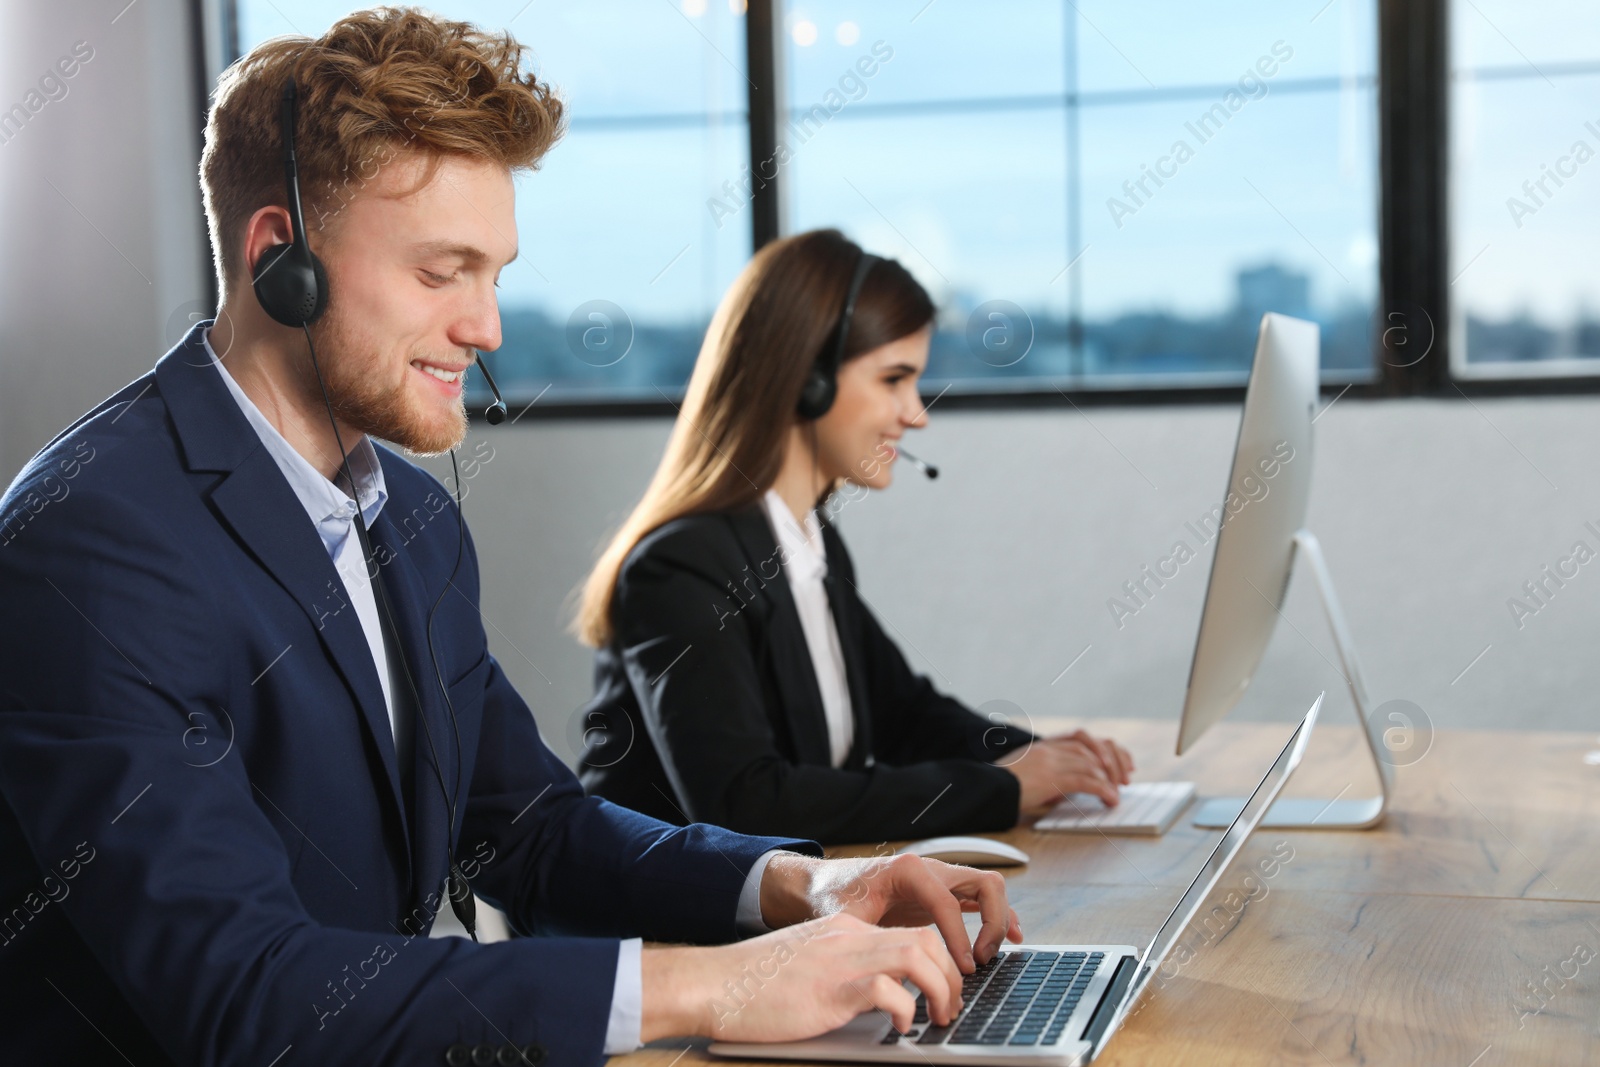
1097,693,1322,1047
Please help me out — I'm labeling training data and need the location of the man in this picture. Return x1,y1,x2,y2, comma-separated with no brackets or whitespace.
0,8,1023,1066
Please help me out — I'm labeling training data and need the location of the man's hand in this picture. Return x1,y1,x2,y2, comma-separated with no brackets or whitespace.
641,852,1025,1043
758,852,1023,971
641,914,964,1042
995,730,1135,816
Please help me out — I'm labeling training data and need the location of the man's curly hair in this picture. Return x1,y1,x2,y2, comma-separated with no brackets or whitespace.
200,6,564,294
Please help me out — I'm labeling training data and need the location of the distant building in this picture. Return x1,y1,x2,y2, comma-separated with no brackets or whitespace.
1236,263,1311,322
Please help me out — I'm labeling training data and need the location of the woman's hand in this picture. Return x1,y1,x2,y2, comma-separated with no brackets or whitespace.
1046,728,1135,787
994,731,1135,816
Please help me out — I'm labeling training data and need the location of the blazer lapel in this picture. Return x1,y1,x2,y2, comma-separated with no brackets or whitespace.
725,506,833,766
158,329,410,855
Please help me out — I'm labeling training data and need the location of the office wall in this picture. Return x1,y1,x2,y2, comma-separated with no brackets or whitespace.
6,0,1598,776
416,394,1600,766
0,0,212,476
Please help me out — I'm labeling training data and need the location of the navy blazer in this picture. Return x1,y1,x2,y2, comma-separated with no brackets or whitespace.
577,504,1034,844
0,324,816,1067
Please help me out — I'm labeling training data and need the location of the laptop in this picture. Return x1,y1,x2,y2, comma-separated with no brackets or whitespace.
709,694,1322,1067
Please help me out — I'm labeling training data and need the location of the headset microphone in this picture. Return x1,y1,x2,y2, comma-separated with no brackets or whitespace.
474,354,508,424
899,448,938,479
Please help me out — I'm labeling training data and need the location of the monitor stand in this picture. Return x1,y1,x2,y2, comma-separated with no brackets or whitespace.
1191,529,1394,830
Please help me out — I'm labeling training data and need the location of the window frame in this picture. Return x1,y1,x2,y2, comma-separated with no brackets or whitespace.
206,0,1600,420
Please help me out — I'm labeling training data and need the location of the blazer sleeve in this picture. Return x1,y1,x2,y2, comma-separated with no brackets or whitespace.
820,524,1036,767
0,485,803,1067
851,584,1037,767
613,530,1025,844
454,521,821,946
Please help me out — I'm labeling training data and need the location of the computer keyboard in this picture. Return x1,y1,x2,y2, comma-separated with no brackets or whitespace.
1034,781,1196,836
885,949,1103,1047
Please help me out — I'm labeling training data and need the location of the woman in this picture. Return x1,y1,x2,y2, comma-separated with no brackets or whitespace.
571,229,1133,844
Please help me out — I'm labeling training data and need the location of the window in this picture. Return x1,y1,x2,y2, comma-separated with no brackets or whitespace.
222,1,1600,405
231,0,753,404
780,0,1379,391
1450,0,1600,377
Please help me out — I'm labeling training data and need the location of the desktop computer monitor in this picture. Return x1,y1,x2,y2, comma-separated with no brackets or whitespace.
1174,312,1391,829
1176,313,1318,755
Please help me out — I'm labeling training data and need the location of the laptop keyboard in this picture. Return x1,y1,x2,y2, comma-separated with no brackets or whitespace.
882,950,1103,1048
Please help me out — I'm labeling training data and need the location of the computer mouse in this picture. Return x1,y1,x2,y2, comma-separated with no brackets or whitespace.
896,835,1030,867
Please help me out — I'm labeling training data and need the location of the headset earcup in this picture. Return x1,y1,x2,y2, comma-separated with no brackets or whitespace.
252,242,328,327
306,250,328,324
796,367,835,420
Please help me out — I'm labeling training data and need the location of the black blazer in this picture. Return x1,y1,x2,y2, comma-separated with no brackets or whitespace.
577,502,1035,843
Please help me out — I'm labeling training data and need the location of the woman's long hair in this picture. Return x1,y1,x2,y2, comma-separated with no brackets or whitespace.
572,228,934,648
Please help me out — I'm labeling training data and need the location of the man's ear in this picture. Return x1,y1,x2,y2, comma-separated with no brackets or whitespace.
242,205,296,280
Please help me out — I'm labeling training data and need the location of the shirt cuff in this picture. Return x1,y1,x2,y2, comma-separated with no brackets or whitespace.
603,938,644,1055
736,848,787,935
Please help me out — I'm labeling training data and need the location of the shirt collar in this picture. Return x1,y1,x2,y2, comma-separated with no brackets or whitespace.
203,325,388,544
761,489,827,583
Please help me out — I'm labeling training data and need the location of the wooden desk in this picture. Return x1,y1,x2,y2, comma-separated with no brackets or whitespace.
613,718,1600,1066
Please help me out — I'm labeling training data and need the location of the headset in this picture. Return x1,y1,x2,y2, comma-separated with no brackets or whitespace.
794,248,938,479
251,79,506,939
796,250,879,421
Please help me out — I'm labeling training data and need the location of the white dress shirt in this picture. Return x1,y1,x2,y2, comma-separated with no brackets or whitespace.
206,329,782,1053
761,490,855,767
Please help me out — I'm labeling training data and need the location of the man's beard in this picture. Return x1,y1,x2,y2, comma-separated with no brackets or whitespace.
302,302,468,457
